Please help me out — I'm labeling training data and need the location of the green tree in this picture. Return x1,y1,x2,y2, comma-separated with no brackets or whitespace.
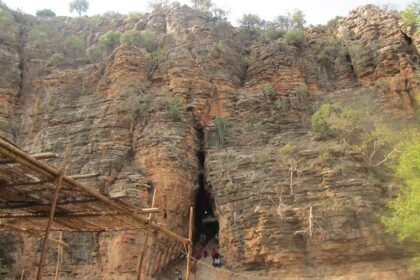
284,29,307,46
383,140,420,267
28,23,52,47
238,13,263,30
64,35,85,57
69,0,89,16
36,9,56,17
120,29,158,52
98,31,121,54
400,1,420,28
290,9,306,29
258,23,282,42
191,0,213,11
278,143,299,195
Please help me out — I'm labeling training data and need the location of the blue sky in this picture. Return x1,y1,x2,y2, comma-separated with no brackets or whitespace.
4,0,413,25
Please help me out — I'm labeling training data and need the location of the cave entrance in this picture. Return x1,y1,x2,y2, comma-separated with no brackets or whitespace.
193,128,219,245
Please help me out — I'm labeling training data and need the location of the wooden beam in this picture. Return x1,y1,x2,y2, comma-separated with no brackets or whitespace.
36,146,69,280
54,232,63,280
69,173,100,180
136,189,157,280
2,179,54,187
0,139,190,244
185,206,194,280
0,208,159,219
1,224,68,247
0,152,57,164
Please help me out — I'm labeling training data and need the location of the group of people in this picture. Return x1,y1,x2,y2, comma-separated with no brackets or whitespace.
211,247,222,267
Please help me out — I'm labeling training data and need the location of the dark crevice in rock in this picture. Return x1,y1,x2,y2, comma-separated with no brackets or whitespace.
193,126,218,243
400,31,412,45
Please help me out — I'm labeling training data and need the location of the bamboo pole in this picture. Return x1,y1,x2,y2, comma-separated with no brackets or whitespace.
54,232,63,280
0,224,68,247
0,152,57,164
0,139,190,245
185,207,194,280
36,147,69,280
136,189,157,280
69,173,100,180
20,269,24,280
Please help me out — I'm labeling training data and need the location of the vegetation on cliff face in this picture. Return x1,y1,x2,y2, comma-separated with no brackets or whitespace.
383,140,420,268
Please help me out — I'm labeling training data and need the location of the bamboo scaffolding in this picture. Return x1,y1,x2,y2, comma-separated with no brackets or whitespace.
0,138,190,245
136,189,157,280
36,147,69,280
185,207,194,280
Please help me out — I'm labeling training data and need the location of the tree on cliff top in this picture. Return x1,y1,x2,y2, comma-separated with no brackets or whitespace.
191,0,213,11
69,0,89,16
401,0,420,28
36,9,56,17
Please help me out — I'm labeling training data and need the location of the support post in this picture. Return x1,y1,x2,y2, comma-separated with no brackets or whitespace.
54,232,63,280
185,207,194,280
36,147,69,280
136,189,157,280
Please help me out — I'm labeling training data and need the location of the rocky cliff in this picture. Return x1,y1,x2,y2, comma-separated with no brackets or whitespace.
0,4,418,279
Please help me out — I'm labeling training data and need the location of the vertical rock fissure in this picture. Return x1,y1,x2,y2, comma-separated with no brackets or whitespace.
193,127,218,243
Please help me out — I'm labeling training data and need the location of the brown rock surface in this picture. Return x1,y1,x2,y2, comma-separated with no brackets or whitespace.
0,4,418,280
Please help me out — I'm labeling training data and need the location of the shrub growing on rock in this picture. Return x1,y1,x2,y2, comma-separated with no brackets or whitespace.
98,31,121,54
36,9,56,17
167,98,185,121
65,35,85,57
207,116,228,149
120,30,158,52
284,29,307,47
28,23,52,47
263,83,277,99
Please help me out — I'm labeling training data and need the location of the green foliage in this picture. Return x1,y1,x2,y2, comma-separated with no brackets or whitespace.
0,9,15,40
400,1,420,28
167,98,185,121
275,97,290,112
120,29,158,52
258,153,269,165
284,29,307,47
208,116,228,149
294,83,309,101
212,40,226,55
263,83,277,99
254,121,263,130
36,9,56,17
144,48,166,79
99,31,121,54
212,7,228,18
383,140,420,267
47,52,65,66
28,23,52,46
215,18,231,38
69,0,89,16
64,35,85,56
127,12,142,21
274,9,306,33
258,24,282,42
311,104,351,138
278,143,298,168
191,0,213,11
238,13,263,30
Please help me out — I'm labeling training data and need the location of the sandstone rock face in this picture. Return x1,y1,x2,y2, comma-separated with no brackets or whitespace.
0,4,418,279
